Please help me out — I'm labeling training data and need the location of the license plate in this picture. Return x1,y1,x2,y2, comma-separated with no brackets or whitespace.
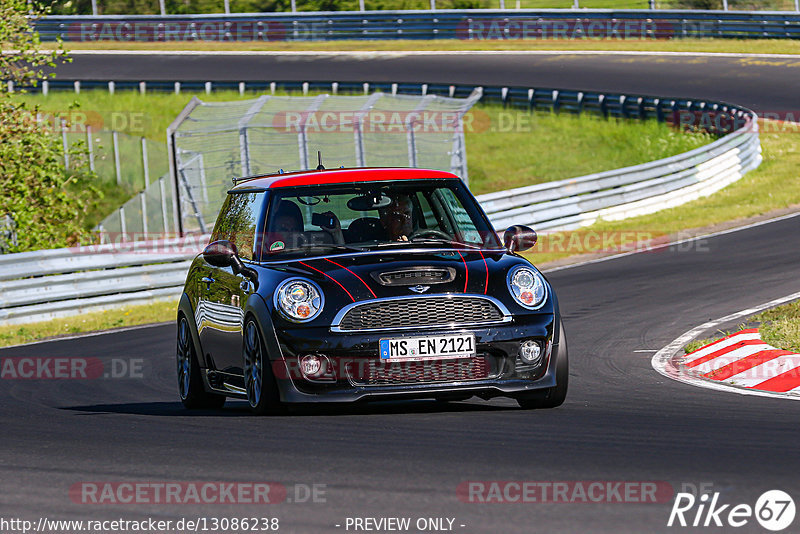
379,333,476,361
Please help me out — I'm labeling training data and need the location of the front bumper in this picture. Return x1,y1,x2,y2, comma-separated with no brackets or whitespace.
269,312,559,403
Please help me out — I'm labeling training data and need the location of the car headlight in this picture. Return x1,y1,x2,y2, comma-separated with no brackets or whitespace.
275,278,324,322
507,266,547,309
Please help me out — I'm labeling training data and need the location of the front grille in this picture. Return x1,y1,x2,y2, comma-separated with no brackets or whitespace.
336,297,505,331
346,357,490,386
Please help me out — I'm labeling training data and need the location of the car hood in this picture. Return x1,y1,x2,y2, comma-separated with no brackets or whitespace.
262,248,534,303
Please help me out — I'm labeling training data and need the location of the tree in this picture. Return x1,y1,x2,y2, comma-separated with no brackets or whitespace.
0,0,97,253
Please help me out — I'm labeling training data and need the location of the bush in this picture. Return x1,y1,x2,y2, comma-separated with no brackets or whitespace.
0,0,98,253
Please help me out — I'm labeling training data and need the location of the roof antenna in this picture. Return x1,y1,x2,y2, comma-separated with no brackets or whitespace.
316,151,325,171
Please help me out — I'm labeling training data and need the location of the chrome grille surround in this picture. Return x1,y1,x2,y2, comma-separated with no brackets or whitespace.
331,294,511,333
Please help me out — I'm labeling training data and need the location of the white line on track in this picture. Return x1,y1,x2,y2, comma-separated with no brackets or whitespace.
58,49,800,59
651,291,800,401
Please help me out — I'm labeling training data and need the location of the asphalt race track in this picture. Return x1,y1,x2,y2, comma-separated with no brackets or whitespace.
2,52,799,532
48,51,800,114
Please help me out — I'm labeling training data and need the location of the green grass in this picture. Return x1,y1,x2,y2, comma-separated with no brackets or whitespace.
0,300,178,348
51,38,800,55
466,106,711,194
752,301,800,353
683,301,800,354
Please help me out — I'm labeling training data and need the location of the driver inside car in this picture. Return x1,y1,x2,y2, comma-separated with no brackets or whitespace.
378,194,415,242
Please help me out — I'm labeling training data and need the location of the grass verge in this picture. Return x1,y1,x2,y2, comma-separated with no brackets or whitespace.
0,300,177,348
51,38,800,55
684,301,800,354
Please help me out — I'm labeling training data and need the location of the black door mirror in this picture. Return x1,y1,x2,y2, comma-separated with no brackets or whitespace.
203,240,238,268
202,240,258,283
504,225,538,253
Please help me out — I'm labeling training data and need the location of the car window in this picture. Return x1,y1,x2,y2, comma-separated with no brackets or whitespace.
261,180,501,258
210,192,265,261
435,188,483,245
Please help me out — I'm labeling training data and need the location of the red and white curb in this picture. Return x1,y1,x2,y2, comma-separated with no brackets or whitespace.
652,291,800,401
679,329,800,395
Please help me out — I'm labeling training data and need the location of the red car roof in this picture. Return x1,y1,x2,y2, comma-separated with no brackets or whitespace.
231,167,459,191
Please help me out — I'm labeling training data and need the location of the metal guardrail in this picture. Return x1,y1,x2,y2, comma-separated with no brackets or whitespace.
35,10,800,42
0,237,206,325
0,80,760,326
478,122,761,230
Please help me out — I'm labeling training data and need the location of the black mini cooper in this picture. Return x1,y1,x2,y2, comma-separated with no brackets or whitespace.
177,167,567,414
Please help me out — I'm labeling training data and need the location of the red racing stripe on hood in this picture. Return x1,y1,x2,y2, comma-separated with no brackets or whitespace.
457,251,469,293
479,251,489,295
324,258,377,298
298,260,355,303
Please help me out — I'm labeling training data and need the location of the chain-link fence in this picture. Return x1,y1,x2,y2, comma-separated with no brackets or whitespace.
167,90,481,235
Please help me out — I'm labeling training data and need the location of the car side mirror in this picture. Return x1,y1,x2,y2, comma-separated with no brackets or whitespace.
202,240,258,283
504,225,537,253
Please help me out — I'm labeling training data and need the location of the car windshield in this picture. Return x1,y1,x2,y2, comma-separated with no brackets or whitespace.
260,180,502,258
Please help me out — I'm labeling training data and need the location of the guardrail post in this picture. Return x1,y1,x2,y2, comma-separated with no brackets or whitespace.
159,0,166,15
86,125,95,172
141,137,150,188
239,82,246,96
140,192,148,236
139,81,146,95
224,0,230,14
108,81,115,95
359,0,365,11
112,131,121,185
160,177,169,234
174,82,181,95
91,0,98,15
42,80,48,96
291,0,297,12
552,90,560,114
74,81,80,94
120,205,127,240
61,119,69,170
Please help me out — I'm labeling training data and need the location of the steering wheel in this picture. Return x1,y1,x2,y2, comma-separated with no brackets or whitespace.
409,228,451,241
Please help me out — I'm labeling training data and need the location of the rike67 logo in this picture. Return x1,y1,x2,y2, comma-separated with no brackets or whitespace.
668,488,795,531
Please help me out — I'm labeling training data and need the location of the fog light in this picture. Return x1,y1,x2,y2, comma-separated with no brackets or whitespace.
298,354,336,382
519,340,543,365
300,355,323,377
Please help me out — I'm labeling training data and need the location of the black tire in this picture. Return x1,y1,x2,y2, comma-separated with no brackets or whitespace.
243,319,283,415
516,323,569,410
177,315,226,410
